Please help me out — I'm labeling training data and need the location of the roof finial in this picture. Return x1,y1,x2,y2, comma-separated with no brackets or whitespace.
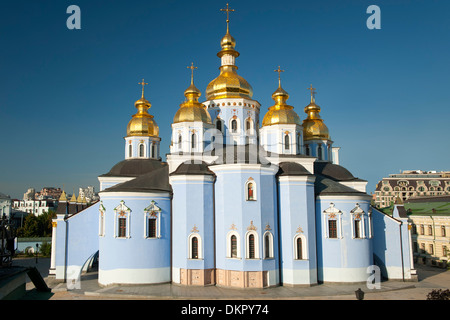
274,66,285,88
307,84,316,103
138,79,149,98
221,3,235,33
187,62,198,85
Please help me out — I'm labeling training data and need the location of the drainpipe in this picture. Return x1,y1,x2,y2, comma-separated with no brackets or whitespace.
399,221,405,282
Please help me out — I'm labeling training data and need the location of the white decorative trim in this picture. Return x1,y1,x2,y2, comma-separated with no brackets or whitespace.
114,200,131,239
263,231,274,259
323,203,343,239
188,232,202,259
144,200,162,239
293,233,308,260
245,178,257,201
350,203,366,239
245,230,259,259
226,230,241,259
99,202,106,237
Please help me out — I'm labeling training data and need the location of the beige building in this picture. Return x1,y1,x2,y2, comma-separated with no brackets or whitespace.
374,170,450,208
405,196,450,267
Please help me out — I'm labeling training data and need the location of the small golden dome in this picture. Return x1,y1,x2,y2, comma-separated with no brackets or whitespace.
262,79,301,127
302,97,329,141
174,66,212,124
127,81,159,137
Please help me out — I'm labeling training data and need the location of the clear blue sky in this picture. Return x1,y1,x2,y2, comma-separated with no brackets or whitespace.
1,0,449,200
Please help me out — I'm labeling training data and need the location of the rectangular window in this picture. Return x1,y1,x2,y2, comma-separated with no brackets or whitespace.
329,220,337,238
428,225,433,236
441,226,446,237
118,218,126,238
354,220,361,239
148,218,157,238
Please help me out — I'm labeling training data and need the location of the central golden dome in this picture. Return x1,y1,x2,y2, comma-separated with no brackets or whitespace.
126,92,159,137
262,78,301,127
205,27,253,100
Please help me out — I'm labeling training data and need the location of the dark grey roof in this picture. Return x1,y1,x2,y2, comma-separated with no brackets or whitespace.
314,161,366,182
314,175,367,196
207,143,272,165
102,166,172,194
170,161,215,176
277,162,312,176
99,159,167,178
396,205,408,218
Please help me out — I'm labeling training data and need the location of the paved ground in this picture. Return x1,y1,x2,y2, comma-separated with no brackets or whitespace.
11,257,450,300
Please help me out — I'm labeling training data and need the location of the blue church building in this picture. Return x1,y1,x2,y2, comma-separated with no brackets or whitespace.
49,7,417,288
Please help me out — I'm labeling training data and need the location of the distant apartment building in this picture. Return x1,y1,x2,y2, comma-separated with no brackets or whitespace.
12,199,56,216
374,170,450,208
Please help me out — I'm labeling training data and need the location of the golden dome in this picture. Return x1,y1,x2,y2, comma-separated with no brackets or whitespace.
126,82,159,137
302,89,330,141
262,76,301,127
173,65,212,124
205,25,253,100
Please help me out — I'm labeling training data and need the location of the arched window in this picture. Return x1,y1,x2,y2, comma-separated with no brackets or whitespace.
178,134,182,146
284,134,290,150
294,234,308,260
351,204,366,239
216,119,222,132
305,144,310,156
263,231,273,259
151,144,156,158
191,236,199,259
144,200,162,239
128,144,132,158
231,235,237,258
245,179,257,201
296,237,303,259
248,234,255,259
231,119,237,133
139,144,145,157
191,133,196,149
318,144,323,160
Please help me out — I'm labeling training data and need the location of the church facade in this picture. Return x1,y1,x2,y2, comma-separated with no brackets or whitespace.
50,6,417,288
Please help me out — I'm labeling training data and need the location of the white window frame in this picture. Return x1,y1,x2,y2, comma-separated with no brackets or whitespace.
226,230,241,259
350,203,366,239
263,231,274,259
99,202,106,237
323,203,343,239
114,200,131,239
144,200,162,239
245,230,259,259
245,179,257,201
293,233,308,260
188,233,202,260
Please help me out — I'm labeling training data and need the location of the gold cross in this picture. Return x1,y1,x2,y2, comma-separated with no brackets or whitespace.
138,79,149,98
307,84,316,99
187,62,198,84
221,3,235,23
274,66,285,86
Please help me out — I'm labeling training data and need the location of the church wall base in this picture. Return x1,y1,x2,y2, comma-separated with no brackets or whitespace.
98,267,170,286
215,269,273,288
178,268,216,286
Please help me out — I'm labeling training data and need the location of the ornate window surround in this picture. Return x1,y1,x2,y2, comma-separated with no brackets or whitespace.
188,232,202,259
350,203,366,239
144,200,162,239
114,200,131,239
323,203,343,239
226,230,241,259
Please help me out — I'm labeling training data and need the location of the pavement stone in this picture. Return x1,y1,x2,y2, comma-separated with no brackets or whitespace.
12,257,450,301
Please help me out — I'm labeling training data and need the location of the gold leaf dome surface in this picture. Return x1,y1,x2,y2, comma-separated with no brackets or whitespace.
302,100,329,141
262,85,301,127
127,97,159,137
173,82,212,124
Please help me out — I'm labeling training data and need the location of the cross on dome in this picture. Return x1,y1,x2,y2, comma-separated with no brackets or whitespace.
307,84,316,101
187,62,198,84
274,66,285,87
138,79,149,98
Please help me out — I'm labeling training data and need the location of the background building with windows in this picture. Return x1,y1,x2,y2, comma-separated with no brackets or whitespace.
405,196,450,267
374,170,450,208
50,6,416,289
